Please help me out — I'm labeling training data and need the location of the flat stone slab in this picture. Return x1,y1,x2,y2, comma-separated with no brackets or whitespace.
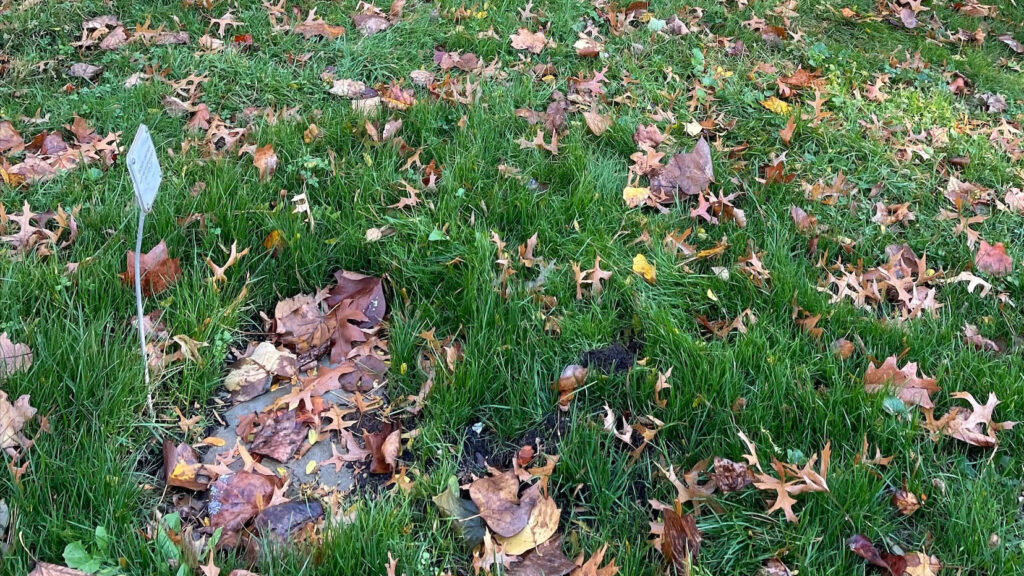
201,386,360,492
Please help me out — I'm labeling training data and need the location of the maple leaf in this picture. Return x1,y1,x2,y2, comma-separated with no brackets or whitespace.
510,28,548,53
863,356,939,409
649,138,714,199
974,240,1013,277
119,240,182,297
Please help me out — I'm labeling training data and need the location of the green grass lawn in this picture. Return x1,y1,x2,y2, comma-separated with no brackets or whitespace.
2,0,1023,574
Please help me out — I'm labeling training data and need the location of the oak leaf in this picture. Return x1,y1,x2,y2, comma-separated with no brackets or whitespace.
863,356,938,408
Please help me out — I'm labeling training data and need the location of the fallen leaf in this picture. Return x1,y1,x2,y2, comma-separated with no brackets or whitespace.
224,342,298,402
0,391,38,456
711,457,754,492
660,509,701,572
163,440,208,490
250,409,311,462
68,63,103,80
469,470,540,538
209,471,277,544
891,489,921,516
583,111,612,136
649,138,714,199
863,356,939,409
119,240,182,296
508,534,575,576
555,364,587,411
252,144,278,181
761,97,792,115
495,492,560,554
294,8,345,39
632,254,656,284
434,475,487,544
922,391,1015,447
974,240,1013,277
510,28,548,53
779,116,796,145
28,563,88,576
0,333,32,378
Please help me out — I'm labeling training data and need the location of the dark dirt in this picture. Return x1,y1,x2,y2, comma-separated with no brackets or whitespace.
579,340,642,374
455,411,569,483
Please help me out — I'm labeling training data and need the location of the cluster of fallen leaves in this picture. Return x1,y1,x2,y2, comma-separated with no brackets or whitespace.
0,333,46,483
157,271,412,566
434,457,618,576
643,431,829,574
0,117,119,186
1,202,79,258
863,353,1014,445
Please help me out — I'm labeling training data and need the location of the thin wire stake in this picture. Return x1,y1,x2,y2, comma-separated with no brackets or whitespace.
135,208,154,419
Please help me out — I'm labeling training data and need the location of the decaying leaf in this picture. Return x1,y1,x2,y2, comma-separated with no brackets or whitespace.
224,342,298,402
0,391,38,457
649,138,714,200
468,470,540,538
554,364,587,411
163,440,208,490
28,563,88,576
659,509,701,572
433,475,487,545
510,28,549,53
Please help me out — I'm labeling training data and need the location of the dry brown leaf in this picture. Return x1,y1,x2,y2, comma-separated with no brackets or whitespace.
252,144,278,181
28,563,88,576
469,470,540,538
863,356,939,409
510,28,548,53
922,391,1015,447
0,333,32,378
119,240,182,296
974,240,1013,277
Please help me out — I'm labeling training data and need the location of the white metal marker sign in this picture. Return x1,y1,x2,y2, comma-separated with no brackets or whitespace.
127,124,162,416
126,124,161,212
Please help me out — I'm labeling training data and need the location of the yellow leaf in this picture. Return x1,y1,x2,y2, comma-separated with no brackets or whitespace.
632,254,657,284
305,460,317,475
707,288,718,301
761,97,792,115
623,186,651,208
200,436,226,447
308,428,318,445
495,496,561,555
